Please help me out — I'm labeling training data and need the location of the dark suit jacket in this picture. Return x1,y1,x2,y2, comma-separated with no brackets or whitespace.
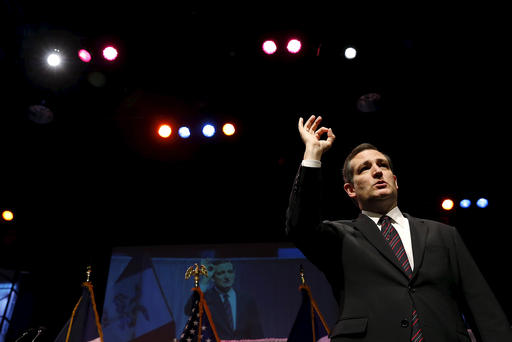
286,166,512,342
185,287,264,340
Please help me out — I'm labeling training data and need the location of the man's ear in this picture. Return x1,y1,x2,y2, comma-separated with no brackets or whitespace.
344,182,356,199
394,175,398,190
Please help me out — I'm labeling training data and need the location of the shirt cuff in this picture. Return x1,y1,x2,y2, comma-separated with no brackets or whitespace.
301,159,322,168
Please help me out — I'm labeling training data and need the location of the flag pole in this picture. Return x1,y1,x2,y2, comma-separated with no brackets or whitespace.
299,264,306,285
86,265,92,283
82,266,105,342
298,265,331,339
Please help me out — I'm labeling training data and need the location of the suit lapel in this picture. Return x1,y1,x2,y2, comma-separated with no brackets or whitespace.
353,214,410,278
405,214,428,279
353,213,429,281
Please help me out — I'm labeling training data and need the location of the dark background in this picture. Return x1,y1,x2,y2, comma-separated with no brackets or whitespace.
0,2,510,340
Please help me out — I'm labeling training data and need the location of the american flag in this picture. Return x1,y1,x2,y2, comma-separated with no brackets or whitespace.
287,284,330,342
179,288,219,342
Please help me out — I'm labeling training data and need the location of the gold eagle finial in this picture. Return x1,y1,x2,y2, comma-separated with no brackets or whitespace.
185,263,209,288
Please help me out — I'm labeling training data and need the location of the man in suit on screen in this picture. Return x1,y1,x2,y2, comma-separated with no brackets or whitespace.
185,260,263,340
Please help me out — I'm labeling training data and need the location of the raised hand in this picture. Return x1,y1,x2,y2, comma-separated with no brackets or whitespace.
298,115,336,161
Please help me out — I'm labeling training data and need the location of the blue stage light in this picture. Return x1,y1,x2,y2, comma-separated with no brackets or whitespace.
476,198,488,208
178,126,191,138
459,199,471,208
202,124,215,138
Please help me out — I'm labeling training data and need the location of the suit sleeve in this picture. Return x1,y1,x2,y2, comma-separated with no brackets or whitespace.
285,165,322,237
246,295,264,339
453,228,512,341
285,165,340,270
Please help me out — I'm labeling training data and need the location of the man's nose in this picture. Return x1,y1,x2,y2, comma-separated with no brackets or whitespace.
372,165,383,177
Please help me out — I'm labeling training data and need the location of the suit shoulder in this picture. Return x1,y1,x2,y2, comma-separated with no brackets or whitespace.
322,219,359,231
407,214,457,232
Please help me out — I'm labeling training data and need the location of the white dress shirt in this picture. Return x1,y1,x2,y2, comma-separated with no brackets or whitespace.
301,160,414,270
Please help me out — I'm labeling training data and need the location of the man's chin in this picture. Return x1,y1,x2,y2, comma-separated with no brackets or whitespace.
372,191,393,199
369,191,397,203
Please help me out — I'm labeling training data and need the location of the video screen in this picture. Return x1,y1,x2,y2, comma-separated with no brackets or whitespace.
100,243,338,341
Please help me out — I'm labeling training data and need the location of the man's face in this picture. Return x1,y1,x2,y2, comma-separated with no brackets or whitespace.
213,262,235,292
344,149,398,211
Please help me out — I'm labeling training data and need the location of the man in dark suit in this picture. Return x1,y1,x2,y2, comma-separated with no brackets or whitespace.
285,115,512,342
185,260,264,340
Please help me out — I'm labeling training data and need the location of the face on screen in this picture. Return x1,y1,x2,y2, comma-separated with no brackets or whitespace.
213,262,235,292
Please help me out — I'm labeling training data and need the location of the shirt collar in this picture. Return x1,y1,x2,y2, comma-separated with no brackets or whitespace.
214,286,236,298
362,206,405,225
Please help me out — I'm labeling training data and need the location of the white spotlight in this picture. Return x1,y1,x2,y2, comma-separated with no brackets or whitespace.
46,50,62,67
344,47,357,59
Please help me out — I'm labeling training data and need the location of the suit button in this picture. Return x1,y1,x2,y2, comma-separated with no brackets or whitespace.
400,319,410,328
408,286,416,293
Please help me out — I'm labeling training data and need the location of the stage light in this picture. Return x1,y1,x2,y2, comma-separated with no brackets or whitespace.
344,47,357,59
222,123,235,136
158,124,172,138
178,126,191,139
202,124,216,138
46,50,62,67
476,198,488,208
262,40,277,55
287,39,302,54
459,199,471,208
2,210,13,222
78,49,92,63
441,199,454,211
102,46,118,61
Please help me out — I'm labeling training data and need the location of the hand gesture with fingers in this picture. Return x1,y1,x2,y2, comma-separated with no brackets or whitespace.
298,115,336,161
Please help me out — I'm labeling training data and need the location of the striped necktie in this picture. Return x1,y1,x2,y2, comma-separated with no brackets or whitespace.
379,215,424,342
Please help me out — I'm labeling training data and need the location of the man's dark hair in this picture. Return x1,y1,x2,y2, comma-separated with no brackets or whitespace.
342,143,393,184
212,259,234,271
212,259,232,266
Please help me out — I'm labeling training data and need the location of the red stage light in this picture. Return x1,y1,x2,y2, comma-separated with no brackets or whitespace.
262,40,277,55
103,46,118,61
287,39,302,54
78,49,92,62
